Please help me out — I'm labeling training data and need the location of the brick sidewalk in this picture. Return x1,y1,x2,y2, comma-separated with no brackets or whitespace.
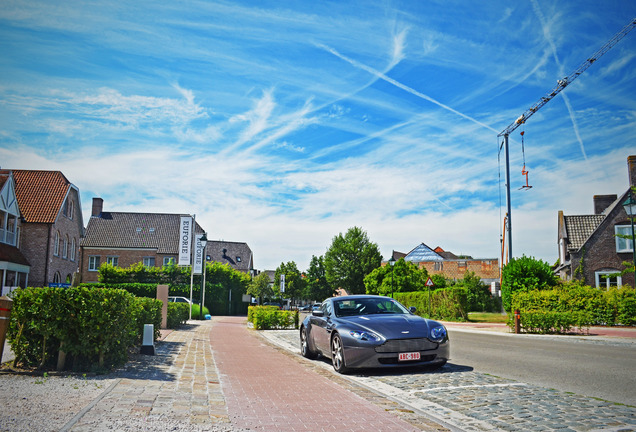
210,316,422,432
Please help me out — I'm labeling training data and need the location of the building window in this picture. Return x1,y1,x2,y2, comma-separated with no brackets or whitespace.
70,238,76,261
595,270,622,290
107,256,119,267
88,256,101,271
434,262,443,271
53,272,62,284
615,225,634,253
54,231,60,256
458,261,467,268
163,257,175,266
63,235,68,259
143,257,156,267
69,200,74,220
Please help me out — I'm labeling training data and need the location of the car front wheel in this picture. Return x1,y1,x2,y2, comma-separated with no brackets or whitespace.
331,333,348,374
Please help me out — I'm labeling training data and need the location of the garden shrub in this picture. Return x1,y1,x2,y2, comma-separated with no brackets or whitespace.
247,306,297,330
133,297,163,341
396,287,468,321
167,303,190,328
509,284,636,333
7,287,151,371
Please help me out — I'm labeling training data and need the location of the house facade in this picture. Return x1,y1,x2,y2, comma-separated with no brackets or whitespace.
0,172,30,294
79,197,255,282
79,198,206,283
392,243,500,285
0,170,84,288
555,155,636,288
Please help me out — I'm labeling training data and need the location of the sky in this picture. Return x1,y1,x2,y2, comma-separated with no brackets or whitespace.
1,1,636,272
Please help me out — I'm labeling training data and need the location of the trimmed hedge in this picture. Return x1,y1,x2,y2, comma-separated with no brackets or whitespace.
395,287,468,321
247,306,298,330
510,284,636,333
167,302,190,328
7,287,161,371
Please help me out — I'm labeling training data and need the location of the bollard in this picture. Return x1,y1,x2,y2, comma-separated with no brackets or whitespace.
514,309,521,334
140,324,155,355
0,296,13,364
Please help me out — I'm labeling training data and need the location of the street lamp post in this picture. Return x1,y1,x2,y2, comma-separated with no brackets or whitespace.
622,193,636,281
388,256,396,298
198,233,208,320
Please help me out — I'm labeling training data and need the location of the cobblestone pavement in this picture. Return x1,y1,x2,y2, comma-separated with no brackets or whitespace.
67,320,234,431
260,329,636,432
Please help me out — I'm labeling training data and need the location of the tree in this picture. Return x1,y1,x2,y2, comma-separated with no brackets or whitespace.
501,255,558,312
364,259,429,296
247,272,274,305
305,255,333,301
274,261,305,303
457,271,496,312
324,227,382,295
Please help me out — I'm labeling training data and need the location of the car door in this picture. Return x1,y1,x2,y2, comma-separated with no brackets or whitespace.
311,301,334,355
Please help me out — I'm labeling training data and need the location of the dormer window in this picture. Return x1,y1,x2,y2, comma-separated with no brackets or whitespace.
136,227,142,233
149,228,155,233
237,256,241,262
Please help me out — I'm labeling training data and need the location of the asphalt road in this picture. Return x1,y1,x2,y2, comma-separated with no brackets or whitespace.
448,329,636,406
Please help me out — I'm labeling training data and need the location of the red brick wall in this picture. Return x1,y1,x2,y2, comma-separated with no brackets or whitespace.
418,259,500,282
79,248,173,282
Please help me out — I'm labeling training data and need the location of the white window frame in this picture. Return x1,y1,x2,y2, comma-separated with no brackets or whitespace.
595,270,622,290
63,235,68,259
143,257,156,267
88,256,100,271
70,238,76,261
615,225,634,253
107,256,119,267
54,231,60,256
163,256,175,266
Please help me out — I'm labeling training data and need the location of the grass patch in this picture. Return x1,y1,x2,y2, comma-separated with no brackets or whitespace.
468,312,508,323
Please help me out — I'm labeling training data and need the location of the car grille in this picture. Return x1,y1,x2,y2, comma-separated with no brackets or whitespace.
374,338,437,353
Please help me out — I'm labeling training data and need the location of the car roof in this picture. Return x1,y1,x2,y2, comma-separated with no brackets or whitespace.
328,295,391,301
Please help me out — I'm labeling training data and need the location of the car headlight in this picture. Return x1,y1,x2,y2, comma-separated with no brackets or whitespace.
429,325,447,342
350,330,381,342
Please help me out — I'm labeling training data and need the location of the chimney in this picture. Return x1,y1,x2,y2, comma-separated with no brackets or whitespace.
593,195,617,215
628,155,636,187
91,197,103,217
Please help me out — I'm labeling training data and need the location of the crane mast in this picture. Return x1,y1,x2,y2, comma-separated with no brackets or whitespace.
499,18,636,263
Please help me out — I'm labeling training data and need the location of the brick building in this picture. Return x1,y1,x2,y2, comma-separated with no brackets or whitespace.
391,243,500,285
555,155,636,288
0,170,84,288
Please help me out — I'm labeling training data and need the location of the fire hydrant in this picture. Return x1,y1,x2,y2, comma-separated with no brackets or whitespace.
514,309,521,334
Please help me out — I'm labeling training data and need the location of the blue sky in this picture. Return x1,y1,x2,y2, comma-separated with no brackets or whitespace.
1,1,635,271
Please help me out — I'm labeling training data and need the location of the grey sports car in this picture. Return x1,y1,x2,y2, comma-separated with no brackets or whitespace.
300,295,449,373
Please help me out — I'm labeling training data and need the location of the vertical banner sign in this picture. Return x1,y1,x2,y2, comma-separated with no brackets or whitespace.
178,216,192,266
280,274,285,293
193,234,204,275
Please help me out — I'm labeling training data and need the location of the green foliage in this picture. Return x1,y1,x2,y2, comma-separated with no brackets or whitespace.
247,306,298,330
167,303,190,328
455,272,499,312
132,297,162,341
274,261,306,302
7,287,145,371
501,255,558,312
305,255,333,301
324,226,382,295
364,259,429,296
509,282,636,333
395,287,468,321
247,272,275,304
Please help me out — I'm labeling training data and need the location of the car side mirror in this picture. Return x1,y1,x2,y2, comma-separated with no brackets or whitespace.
409,306,417,314
312,310,324,317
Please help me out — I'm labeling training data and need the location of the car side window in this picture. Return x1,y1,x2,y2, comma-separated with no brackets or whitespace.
322,301,332,317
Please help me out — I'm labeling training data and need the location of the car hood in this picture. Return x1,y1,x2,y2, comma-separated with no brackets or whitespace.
342,314,436,339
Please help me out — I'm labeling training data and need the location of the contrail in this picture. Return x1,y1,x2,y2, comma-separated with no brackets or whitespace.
318,43,499,134
531,0,588,160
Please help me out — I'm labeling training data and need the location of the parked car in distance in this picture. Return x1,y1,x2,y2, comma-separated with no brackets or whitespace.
263,302,282,309
299,304,321,311
300,295,449,374
168,296,192,304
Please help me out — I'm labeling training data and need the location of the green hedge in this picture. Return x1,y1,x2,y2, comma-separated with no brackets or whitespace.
247,306,298,330
7,287,160,371
510,285,636,333
395,287,468,321
167,303,190,328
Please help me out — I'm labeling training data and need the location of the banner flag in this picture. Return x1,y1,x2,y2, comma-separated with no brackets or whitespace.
193,234,205,275
280,274,285,293
178,216,193,266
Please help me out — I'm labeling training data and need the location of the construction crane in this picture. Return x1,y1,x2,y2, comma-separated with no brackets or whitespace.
498,17,636,263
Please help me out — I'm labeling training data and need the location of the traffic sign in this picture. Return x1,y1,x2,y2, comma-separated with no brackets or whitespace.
425,277,435,287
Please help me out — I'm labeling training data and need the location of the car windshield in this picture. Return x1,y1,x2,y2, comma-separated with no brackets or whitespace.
333,298,410,317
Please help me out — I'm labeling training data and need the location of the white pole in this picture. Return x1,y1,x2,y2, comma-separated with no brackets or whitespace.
188,214,196,320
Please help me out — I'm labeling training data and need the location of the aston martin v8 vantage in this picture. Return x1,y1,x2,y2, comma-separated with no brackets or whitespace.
300,295,449,373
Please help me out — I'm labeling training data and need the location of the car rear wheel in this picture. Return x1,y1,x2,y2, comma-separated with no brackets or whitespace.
331,333,348,374
300,326,318,359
